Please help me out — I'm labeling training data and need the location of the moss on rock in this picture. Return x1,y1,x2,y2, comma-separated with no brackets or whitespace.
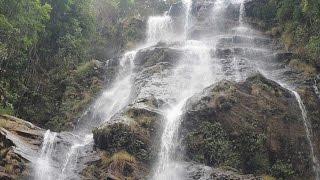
180,74,313,179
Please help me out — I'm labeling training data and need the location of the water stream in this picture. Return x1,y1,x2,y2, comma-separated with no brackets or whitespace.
183,0,193,39
33,50,137,180
153,40,217,179
35,130,57,180
32,0,320,179
239,1,246,24
293,91,320,180
147,15,173,44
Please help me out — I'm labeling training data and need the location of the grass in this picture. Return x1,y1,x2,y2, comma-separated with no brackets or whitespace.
74,60,96,78
0,119,7,128
110,150,136,164
262,175,276,180
0,105,13,115
289,59,316,77
281,31,294,50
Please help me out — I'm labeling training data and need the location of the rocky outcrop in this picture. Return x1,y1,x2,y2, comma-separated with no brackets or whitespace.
185,162,259,180
0,115,43,179
295,76,320,162
92,107,164,179
134,45,182,71
179,74,314,179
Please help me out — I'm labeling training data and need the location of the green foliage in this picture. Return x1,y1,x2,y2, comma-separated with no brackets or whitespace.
252,1,276,21
0,0,51,49
306,36,320,63
0,0,97,130
247,0,320,71
185,122,240,168
270,161,295,179
289,59,316,76
232,126,269,174
0,106,13,115
0,0,174,131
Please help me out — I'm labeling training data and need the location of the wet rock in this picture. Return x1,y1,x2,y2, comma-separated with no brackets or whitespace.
92,107,164,179
273,52,293,63
0,115,43,179
295,79,320,164
134,46,182,71
185,163,259,180
93,107,163,162
169,2,185,17
81,149,147,180
179,74,314,179
133,62,175,108
225,3,241,21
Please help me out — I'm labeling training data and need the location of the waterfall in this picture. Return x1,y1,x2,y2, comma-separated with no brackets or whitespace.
35,130,57,180
91,50,137,124
182,0,192,39
239,1,246,24
147,15,173,44
57,50,137,180
212,0,229,17
31,0,320,179
292,91,320,180
58,134,93,180
34,50,137,180
153,40,217,180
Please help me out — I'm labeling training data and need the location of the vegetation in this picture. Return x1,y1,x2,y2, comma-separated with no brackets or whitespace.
246,0,320,74
185,122,240,168
0,0,170,131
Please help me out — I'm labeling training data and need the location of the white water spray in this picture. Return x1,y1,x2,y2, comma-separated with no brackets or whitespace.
212,0,229,17
92,50,137,123
239,1,246,24
34,50,138,180
154,40,218,180
147,15,173,44
35,130,57,180
58,134,93,180
183,0,192,39
292,91,320,180
58,50,137,180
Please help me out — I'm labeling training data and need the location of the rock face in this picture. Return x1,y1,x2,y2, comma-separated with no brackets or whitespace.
179,74,313,179
295,77,320,164
0,115,43,179
90,0,316,179
92,44,179,179
185,162,258,180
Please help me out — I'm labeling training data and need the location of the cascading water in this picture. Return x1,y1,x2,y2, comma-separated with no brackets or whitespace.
152,0,223,178
58,134,93,180
292,91,320,180
31,0,320,179
183,0,192,39
34,50,137,180
153,40,217,180
35,130,57,180
147,15,173,44
236,1,320,178
239,1,246,24
56,50,137,180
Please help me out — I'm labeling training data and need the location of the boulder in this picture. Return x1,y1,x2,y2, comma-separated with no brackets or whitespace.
134,46,182,71
179,74,314,179
92,107,164,179
185,162,259,180
0,115,43,179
